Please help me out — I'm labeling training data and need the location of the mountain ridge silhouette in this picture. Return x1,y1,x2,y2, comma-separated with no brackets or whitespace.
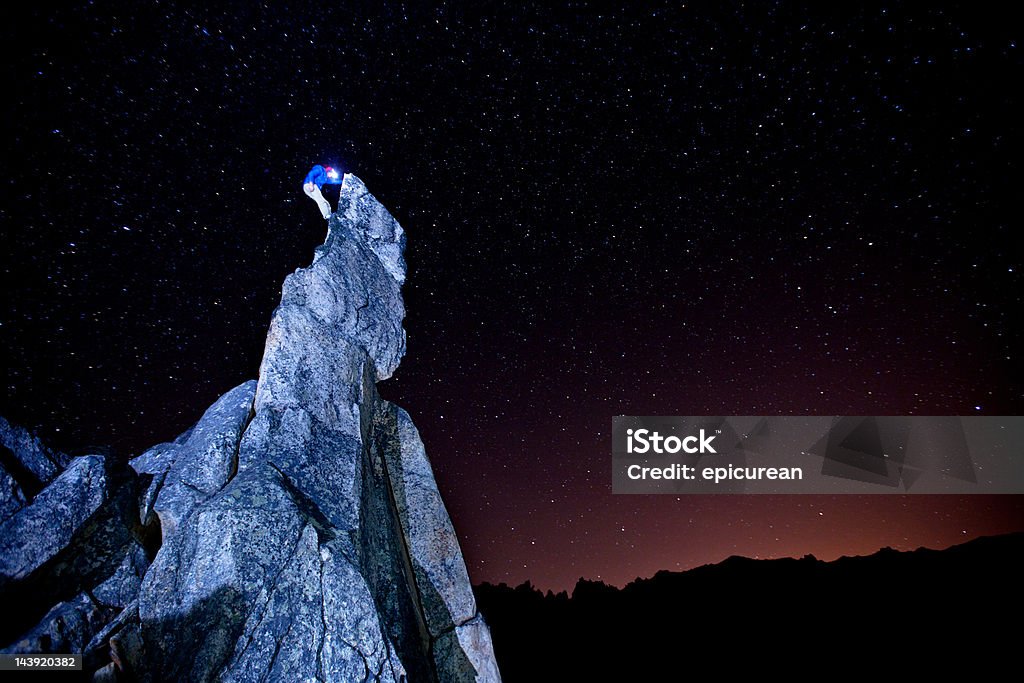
475,532,1024,679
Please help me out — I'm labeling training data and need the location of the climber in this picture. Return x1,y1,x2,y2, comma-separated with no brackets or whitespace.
302,164,342,219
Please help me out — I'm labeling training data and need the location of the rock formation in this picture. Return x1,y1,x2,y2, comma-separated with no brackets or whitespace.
0,174,501,682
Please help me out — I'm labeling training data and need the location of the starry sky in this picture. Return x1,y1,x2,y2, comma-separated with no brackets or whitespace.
3,2,1022,591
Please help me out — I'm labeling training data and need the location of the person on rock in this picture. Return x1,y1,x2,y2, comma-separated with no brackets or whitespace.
302,164,342,220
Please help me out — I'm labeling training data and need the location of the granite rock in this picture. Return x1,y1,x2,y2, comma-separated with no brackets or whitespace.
0,174,500,682
130,380,256,538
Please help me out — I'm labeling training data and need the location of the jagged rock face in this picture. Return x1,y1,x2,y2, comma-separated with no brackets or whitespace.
131,381,256,539
0,415,72,512
0,174,500,682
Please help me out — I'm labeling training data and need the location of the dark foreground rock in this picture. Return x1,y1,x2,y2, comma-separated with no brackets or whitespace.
1,174,500,682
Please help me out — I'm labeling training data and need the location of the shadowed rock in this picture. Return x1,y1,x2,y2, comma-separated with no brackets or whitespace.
0,467,26,523
0,454,141,647
0,416,71,494
0,416,72,523
0,456,126,588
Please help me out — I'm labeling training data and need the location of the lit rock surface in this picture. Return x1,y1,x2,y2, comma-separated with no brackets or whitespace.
130,380,257,539
0,174,500,682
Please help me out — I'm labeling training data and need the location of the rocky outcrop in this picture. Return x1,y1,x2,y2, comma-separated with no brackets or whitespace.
0,174,500,682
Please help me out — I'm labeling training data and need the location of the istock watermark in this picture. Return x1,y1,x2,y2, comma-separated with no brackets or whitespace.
612,416,1024,494
626,428,718,454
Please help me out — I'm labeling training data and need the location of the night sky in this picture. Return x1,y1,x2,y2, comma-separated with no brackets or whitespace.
3,2,1022,591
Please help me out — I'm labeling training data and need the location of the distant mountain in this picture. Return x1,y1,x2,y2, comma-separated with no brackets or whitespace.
476,533,1024,680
